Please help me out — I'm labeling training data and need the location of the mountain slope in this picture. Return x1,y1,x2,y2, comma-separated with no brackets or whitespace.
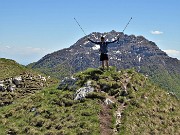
0,68,179,134
0,58,27,80
29,30,180,98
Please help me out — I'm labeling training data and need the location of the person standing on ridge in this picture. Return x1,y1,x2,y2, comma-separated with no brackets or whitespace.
88,36,119,70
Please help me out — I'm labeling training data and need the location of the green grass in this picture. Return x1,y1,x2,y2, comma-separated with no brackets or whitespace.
0,58,58,106
141,65,180,99
0,58,27,80
120,88,180,135
0,67,179,135
0,85,101,135
74,67,180,135
0,58,51,80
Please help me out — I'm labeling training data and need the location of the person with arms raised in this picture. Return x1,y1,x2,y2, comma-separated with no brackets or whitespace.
88,36,119,70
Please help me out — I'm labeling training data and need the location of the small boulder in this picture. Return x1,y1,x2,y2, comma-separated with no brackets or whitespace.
74,86,94,100
0,84,6,92
13,76,22,87
6,85,16,92
85,80,92,87
104,98,114,105
0,80,4,84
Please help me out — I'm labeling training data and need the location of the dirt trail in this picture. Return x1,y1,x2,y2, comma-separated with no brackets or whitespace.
99,94,126,135
99,103,113,135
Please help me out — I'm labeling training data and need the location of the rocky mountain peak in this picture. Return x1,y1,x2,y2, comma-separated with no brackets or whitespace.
30,31,180,98
30,31,176,73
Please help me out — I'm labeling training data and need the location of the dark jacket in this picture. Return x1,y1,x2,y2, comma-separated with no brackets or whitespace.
88,38,118,53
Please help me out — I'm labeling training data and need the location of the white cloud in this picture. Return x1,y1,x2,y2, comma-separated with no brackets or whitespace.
5,46,11,49
163,49,180,60
151,30,163,35
0,46,50,55
0,46,53,65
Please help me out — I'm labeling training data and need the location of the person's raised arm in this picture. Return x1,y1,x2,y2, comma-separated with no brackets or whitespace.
107,37,119,44
88,38,100,44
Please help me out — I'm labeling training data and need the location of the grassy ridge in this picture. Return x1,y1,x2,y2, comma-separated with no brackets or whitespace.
0,67,179,134
0,58,27,80
74,68,180,135
29,63,180,99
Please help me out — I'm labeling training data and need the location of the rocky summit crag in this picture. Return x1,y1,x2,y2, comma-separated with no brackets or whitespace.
29,30,180,98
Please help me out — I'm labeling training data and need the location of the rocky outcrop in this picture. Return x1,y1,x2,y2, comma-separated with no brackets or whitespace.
0,72,52,107
58,77,95,100
74,81,94,100
0,73,49,92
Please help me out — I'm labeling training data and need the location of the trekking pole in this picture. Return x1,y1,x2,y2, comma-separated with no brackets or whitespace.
117,17,132,38
74,18,87,36
122,17,132,33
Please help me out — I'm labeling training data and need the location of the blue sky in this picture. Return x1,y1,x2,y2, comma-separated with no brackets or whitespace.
0,0,180,65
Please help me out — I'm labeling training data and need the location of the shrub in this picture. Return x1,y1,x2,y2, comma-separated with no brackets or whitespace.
86,92,106,100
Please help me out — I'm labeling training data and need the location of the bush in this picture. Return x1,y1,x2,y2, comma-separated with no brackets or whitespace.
86,92,106,100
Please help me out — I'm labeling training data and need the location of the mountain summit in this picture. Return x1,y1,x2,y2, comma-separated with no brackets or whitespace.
30,30,180,98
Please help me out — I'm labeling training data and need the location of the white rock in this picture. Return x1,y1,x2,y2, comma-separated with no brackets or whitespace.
70,76,76,80
41,77,46,82
0,84,5,91
86,80,92,87
104,98,114,105
7,85,16,92
13,76,22,86
0,80,4,84
74,86,94,100
116,112,121,119
6,78,13,84
116,119,121,124
38,74,42,79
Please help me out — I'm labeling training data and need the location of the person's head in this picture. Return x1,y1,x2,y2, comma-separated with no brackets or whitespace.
101,36,105,42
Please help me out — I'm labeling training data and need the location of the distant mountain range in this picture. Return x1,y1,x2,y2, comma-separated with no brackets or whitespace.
28,30,180,98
